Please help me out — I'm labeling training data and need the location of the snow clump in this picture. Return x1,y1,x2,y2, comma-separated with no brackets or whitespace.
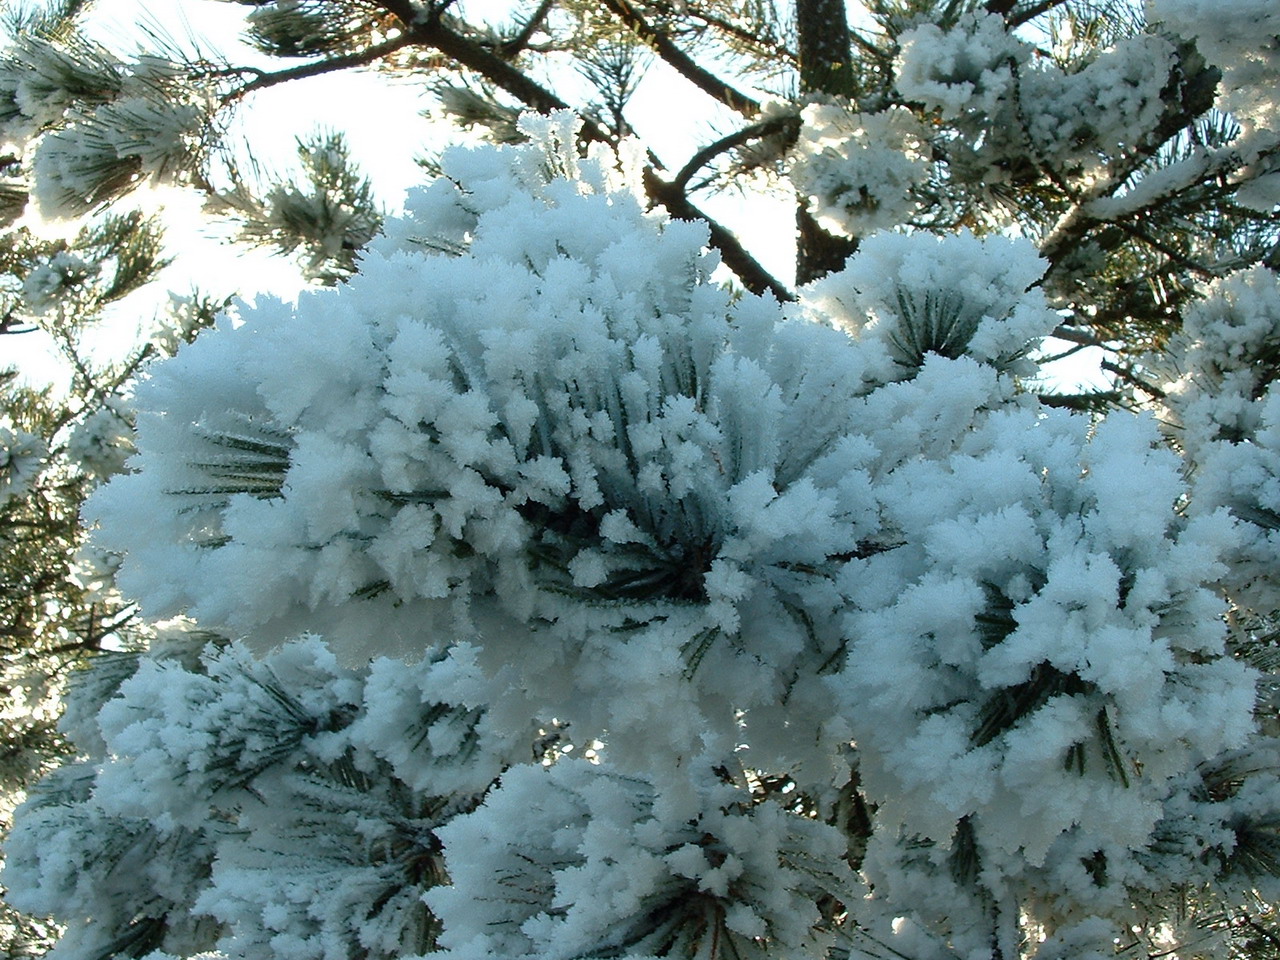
51,114,1268,960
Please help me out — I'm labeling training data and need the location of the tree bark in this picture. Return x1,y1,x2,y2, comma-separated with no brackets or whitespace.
796,0,855,98
794,0,859,285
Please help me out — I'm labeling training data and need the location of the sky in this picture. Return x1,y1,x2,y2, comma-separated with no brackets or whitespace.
80,0,796,271
8,0,1102,392
11,0,801,385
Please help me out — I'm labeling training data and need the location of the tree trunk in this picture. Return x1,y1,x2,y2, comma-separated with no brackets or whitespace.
794,0,859,285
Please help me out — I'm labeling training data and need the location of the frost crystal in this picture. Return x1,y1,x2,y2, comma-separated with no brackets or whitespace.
1148,0,1280,130
24,116,1268,960
33,96,205,217
430,759,855,960
1157,267,1280,611
894,14,1181,190
21,250,99,312
789,104,929,238
66,399,135,480
804,229,1055,376
0,424,47,505
895,13,1028,120
90,120,885,768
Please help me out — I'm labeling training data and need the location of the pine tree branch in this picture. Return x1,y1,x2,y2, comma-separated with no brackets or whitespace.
370,0,791,299
498,0,555,59
1101,359,1164,398
1009,1,1071,27
156,1,794,304
1040,146,1244,271
1051,324,1110,348
598,0,760,117
1036,341,1091,364
1110,219,1219,280
852,31,890,69
985,0,1071,27
1,309,37,335
223,33,418,103
380,0,578,116
1244,916,1280,954
1036,390,1124,411
672,115,799,192
40,338,156,441
1039,45,1222,268
644,168,793,302
683,4,796,66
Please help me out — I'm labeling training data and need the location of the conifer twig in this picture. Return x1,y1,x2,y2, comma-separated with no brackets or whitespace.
672,115,800,192
372,0,792,299
499,0,555,58
598,0,760,117
223,33,417,103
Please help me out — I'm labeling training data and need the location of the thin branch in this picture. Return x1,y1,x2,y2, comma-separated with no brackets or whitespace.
846,24,883,61
598,0,760,117
42,339,156,440
223,33,417,103
1036,340,1091,364
1244,917,1280,954
37,635,115,660
499,0,555,59
672,115,799,192
1051,324,1110,348
1101,359,1165,398
1110,219,1219,280
373,0,791,298
685,6,796,65
50,323,99,399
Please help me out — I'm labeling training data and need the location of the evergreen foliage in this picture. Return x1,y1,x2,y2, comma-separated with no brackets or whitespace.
1,2,1280,960
0,8,232,952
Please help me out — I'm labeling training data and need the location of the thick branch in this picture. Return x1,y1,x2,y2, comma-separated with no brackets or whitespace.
380,0,584,120
1036,390,1124,410
644,168,793,302
984,0,1070,27
1007,1,1071,27
599,0,760,117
